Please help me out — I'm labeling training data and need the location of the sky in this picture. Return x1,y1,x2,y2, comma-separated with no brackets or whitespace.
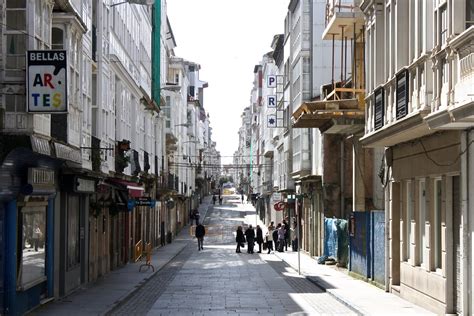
166,0,289,164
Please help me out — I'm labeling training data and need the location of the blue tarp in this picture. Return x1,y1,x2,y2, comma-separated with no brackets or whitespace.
324,218,348,266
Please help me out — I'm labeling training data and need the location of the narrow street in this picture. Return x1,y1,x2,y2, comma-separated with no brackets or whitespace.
108,195,355,315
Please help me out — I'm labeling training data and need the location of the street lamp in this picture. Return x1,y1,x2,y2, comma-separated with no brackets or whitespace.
110,0,154,7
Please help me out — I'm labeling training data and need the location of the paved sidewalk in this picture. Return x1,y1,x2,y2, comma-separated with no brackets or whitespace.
239,203,434,315
31,197,211,316
273,250,435,315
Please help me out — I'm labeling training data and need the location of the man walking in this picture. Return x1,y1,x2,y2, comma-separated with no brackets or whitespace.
195,223,205,251
245,225,255,254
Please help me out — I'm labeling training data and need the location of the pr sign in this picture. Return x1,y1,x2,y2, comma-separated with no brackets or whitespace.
27,50,67,113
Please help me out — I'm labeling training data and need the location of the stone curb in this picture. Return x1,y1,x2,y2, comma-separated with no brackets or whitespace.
273,252,364,316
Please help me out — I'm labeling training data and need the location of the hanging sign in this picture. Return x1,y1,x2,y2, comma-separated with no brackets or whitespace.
274,201,285,211
27,50,68,113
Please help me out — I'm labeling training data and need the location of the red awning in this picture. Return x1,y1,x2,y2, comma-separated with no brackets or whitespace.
107,179,144,198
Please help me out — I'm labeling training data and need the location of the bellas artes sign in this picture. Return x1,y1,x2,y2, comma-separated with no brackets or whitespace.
27,50,67,113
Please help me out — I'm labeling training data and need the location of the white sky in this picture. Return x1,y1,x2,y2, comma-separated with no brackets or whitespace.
166,0,289,164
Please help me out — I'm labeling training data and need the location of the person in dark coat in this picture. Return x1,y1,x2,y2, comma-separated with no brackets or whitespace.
235,226,245,253
256,225,264,253
244,225,255,254
283,219,289,251
195,223,205,251
273,223,280,252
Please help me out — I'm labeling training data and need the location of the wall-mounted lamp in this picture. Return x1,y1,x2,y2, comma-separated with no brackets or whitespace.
110,0,154,7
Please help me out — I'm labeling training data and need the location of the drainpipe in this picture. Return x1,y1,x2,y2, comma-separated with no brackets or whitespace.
340,138,344,218
384,151,390,292
462,130,471,313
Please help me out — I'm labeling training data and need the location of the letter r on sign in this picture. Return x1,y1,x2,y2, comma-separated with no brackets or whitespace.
267,75,276,88
267,95,276,108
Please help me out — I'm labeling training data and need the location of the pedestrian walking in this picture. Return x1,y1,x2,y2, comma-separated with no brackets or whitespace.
219,195,223,205
212,195,216,205
244,225,255,254
235,226,245,253
33,225,42,251
283,219,289,251
277,223,286,252
192,209,200,225
191,209,201,225
195,223,205,251
272,223,280,252
256,225,263,253
266,223,275,254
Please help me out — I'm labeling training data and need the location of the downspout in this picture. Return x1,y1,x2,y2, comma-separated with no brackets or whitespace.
462,130,472,313
384,151,390,292
309,0,313,171
340,139,344,218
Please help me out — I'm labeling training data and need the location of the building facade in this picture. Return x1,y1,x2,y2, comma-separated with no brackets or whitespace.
361,0,474,314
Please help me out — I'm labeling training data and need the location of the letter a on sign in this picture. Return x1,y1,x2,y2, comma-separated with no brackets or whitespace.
267,75,276,88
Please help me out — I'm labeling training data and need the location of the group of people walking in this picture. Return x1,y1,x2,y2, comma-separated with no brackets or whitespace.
235,225,263,254
212,194,223,205
235,219,296,254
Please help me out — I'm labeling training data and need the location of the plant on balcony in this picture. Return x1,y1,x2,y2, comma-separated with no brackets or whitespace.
91,150,102,172
115,151,130,173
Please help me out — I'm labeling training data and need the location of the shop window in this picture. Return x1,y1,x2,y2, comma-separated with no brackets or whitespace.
405,181,413,261
17,205,46,289
433,178,443,270
418,180,427,266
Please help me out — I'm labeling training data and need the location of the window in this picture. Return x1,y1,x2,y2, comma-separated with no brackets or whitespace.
467,0,474,28
418,180,426,266
396,69,409,120
434,178,443,270
406,181,413,261
374,87,384,130
439,4,447,46
17,205,46,289
52,28,64,50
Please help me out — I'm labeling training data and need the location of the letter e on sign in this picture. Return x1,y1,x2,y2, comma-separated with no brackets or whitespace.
267,75,276,88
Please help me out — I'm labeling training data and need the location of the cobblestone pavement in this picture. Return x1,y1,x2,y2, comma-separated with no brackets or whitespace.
110,197,355,315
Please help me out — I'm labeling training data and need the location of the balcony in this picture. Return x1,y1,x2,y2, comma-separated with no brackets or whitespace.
156,173,179,193
292,0,365,134
361,67,432,148
425,27,474,130
323,0,364,42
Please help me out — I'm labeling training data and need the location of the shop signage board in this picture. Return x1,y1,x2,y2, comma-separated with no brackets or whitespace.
128,197,156,209
27,50,68,113
74,177,95,193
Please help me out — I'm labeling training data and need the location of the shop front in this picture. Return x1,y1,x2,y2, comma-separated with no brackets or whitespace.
0,140,59,315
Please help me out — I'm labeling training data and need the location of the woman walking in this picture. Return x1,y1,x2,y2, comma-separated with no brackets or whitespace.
235,226,245,253
277,223,286,252
266,223,274,254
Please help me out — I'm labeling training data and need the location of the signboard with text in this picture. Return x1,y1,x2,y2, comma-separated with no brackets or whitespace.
27,50,68,113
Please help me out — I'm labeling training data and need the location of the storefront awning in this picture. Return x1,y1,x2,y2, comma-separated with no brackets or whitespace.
107,179,144,198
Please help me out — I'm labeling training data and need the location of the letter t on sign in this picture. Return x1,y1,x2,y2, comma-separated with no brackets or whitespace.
267,75,276,88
